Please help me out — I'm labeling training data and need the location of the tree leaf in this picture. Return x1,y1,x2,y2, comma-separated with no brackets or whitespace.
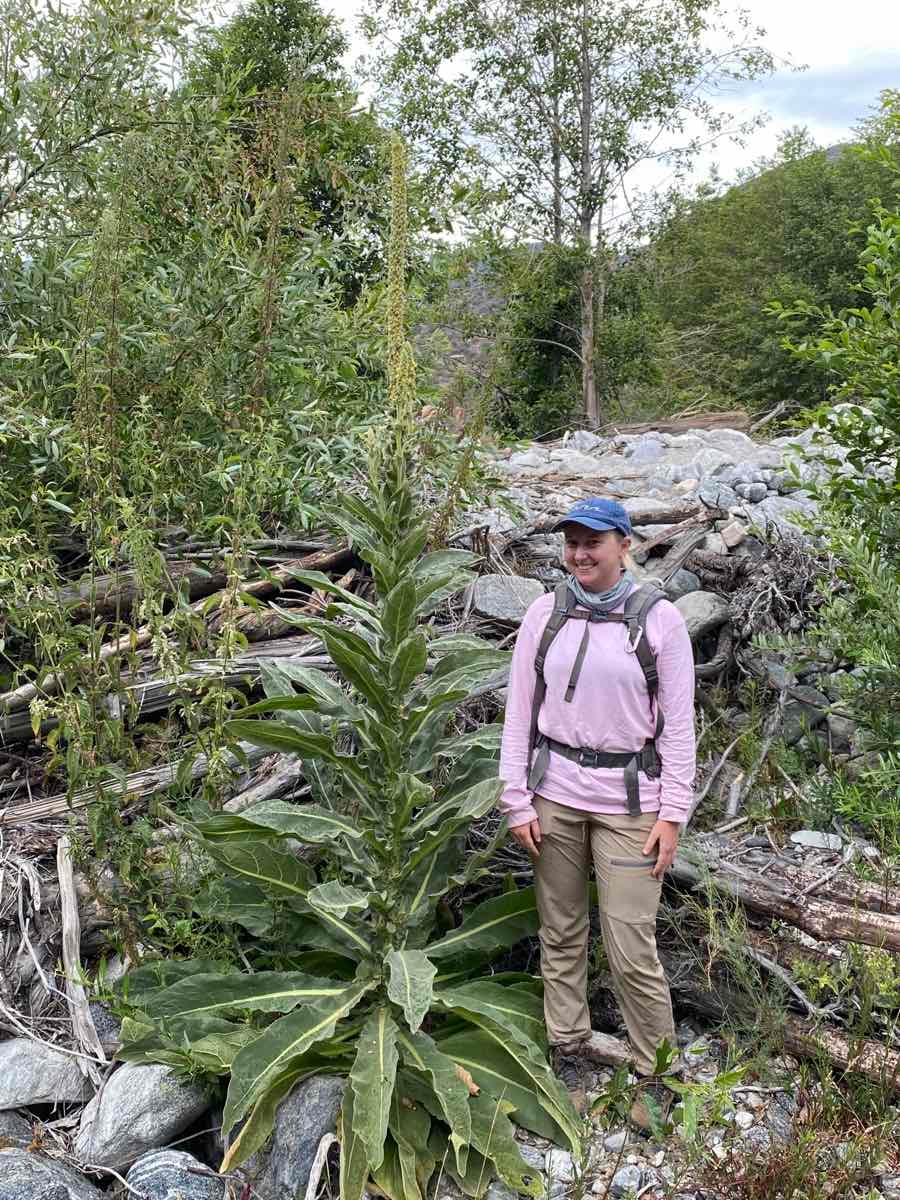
350,1006,400,1171
425,888,539,960
386,950,436,1032
223,976,375,1133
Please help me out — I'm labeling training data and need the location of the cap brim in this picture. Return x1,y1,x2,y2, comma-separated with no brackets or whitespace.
551,517,620,533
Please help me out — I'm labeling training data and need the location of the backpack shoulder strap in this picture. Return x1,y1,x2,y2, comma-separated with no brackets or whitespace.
623,585,667,735
527,583,574,764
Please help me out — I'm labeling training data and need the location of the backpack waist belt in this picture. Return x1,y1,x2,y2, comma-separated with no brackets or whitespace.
527,733,661,817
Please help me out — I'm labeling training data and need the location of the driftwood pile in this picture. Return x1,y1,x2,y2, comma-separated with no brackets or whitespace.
0,447,898,1109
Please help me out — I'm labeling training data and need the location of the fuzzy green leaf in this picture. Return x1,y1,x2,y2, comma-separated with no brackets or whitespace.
386,951,436,1032
409,776,502,837
223,719,366,782
339,1081,372,1200
350,1006,401,1171
201,839,313,900
260,660,360,720
425,887,539,960
307,880,369,918
383,577,417,649
435,981,546,1052
151,971,348,1022
212,799,364,846
398,1031,472,1173
223,976,375,1133
390,631,428,695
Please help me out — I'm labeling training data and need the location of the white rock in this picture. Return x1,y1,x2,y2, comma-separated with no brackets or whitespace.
703,531,728,554
565,430,605,453
0,1039,93,1109
790,829,844,852
735,1110,755,1130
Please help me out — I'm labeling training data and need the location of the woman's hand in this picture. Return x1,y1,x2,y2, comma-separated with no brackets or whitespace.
510,819,542,859
642,818,679,880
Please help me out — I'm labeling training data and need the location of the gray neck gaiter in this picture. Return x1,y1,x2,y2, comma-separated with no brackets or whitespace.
566,569,634,613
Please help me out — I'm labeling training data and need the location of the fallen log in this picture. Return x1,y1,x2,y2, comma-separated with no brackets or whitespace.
601,409,751,435
783,1017,900,1093
669,851,900,953
631,511,717,565
60,561,229,620
0,544,350,716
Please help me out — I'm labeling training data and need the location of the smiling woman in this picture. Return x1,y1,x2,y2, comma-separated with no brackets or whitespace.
499,496,697,1127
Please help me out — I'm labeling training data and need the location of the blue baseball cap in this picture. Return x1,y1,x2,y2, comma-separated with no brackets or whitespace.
552,497,632,537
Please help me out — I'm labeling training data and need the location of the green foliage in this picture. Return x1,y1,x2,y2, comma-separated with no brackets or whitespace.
119,139,579,1199
488,243,660,437
648,121,900,412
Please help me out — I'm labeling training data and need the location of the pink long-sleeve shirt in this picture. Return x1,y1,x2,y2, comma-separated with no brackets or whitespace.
499,586,696,827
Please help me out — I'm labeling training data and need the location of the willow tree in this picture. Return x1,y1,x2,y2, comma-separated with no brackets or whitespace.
365,0,776,426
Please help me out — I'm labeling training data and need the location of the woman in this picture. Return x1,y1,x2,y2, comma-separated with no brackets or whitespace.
499,497,696,1127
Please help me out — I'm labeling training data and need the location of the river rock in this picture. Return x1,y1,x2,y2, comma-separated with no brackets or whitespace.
0,1146,104,1200
610,1164,643,1197
75,1063,208,1171
0,1111,32,1147
624,436,667,465
782,685,829,744
126,1150,225,1200
735,481,768,503
0,1039,94,1109
696,481,741,510
603,1129,628,1153
230,1075,345,1200
825,712,856,754
674,591,730,640
753,493,818,535
566,430,605,453
790,829,844,852
664,569,701,601
472,574,544,622
879,1175,900,1200
88,1001,122,1056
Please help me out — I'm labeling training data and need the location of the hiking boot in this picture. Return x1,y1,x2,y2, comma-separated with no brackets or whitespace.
629,1077,674,1134
551,1042,588,1115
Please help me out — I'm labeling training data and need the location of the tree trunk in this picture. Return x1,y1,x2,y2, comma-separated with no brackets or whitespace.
578,0,599,426
551,30,562,245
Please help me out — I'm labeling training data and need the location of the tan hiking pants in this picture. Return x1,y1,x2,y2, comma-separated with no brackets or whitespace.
533,795,676,1076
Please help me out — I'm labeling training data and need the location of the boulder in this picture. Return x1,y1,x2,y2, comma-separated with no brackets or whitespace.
623,436,666,465
547,449,613,476
782,685,829,745
735,481,768,503
229,1075,345,1200
790,830,844,852
0,1111,32,1147
702,428,758,457
75,1063,209,1171
0,1039,93,1109
675,591,730,641
0,1146,104,1200
664,569,701,602
127,1149,225,1200
472,574,544,623
752,493,818,536
610,1164,644,1197
696,481,741,510
565,430,605,453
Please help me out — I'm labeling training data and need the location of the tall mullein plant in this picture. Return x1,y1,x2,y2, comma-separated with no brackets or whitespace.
121,137,581,1199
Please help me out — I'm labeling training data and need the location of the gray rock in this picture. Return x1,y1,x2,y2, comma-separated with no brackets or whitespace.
664,569,701,601
703,531,728,555
472,574,544,623
545,1148,575,1181
697,481,741,510
703,428,759,457
0,1039,94,1109
0,1111,32,1146
735,481,768,503
782,685,829,745
486,1182,518,1200
610,1163,644,1197
674,591,730,641
735,1109,755,1130
790,829,844,852
624,436,667,465
88,1002,122,1056
880,1175,900,1200
517,1145,546,1172
127,1150,225,1199
548,449,614,476
233,1075,345,1200
75,1063,208,1171
826,712,856,754
753,493,818,535
713,462,766,487
508,449,549,471
682,1039,711,1067
603,1129,628,1153
566,430,605,453
0,1147,104,1200
764,1089,797,1144
730,535,767,561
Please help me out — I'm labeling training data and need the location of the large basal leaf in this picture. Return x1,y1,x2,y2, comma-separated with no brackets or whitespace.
397,1031,472,1174
386,950,436,1032
201,839,313,901
151,970,349,1021
371,1133,422,1200
466,1091,544,1198
307,880,370,918
349,1007,400,1171
290,898,374,958
117,958,239,1008
188,1028,257,1074
424,887,539,960
435,1029,560,1143
446,1012,581,1159
339,1083,371,1200
434,981,547,1052
223,976,375,1133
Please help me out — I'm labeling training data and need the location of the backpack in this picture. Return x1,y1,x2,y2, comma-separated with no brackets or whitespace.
526,581,666,816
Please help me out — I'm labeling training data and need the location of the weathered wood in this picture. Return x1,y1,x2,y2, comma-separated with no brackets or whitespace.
57,836,106,1077
60,561,229,620
0,544,350,716
669,852,900,953
631,511,716,565
601,409,751,435
656,528,714,584
783,1017,900,1093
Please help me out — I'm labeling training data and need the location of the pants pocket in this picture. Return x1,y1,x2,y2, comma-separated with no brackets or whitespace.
599,857,662,924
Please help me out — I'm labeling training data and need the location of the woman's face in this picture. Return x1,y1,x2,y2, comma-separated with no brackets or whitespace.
562,524,629,592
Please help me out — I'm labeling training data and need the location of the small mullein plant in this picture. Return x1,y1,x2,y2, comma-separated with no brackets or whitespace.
116,138,581,1199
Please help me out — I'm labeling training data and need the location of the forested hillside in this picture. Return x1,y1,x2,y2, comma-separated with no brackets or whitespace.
1,2,898,1199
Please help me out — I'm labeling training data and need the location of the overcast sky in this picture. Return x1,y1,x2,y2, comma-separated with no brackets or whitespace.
318,0,899,187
